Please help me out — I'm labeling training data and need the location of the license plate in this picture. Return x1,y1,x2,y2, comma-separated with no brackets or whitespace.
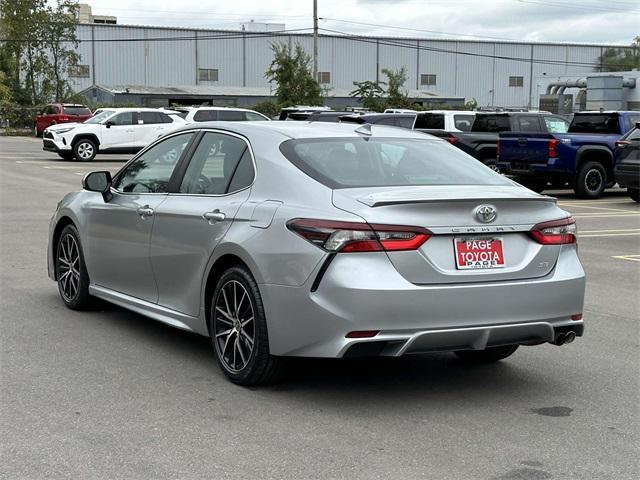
454,237,505,270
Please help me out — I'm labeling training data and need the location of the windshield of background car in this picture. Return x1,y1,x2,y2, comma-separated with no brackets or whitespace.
280,137,512,189
63,106,91,116
85,110,115,124
471,115,511,132
568,114,619,134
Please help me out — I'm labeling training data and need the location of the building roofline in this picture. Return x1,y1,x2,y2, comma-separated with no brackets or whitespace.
77,22,633,49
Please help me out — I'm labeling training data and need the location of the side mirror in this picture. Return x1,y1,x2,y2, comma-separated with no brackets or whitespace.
82,170,113,202
105,120,114,128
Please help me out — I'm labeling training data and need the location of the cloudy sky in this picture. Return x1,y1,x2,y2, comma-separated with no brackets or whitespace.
84,0,639,45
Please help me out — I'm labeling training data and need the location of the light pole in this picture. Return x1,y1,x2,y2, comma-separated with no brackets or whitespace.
313,0,318,81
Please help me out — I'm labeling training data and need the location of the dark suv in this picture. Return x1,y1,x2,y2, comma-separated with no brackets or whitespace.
614,123,640,202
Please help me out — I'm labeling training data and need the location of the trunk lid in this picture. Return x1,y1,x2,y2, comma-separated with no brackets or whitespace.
333,185,566,285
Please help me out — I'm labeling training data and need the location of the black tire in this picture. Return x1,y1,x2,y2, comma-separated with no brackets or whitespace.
73,138,97,162
629,188,640,203
574,161,606,199
210,265,288,386
57,152,74,161
483,158,500,173
34,123,42,137
516,177,547,193
454,345,519,363
55,224,94,310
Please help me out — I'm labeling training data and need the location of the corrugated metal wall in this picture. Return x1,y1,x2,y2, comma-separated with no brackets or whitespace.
72,24,625,108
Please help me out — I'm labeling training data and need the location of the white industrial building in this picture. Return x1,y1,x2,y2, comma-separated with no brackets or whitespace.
69,23,636,109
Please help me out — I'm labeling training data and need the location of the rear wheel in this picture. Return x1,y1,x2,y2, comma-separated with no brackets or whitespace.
574,161,606,199
628,188,640,203
73,138,97,161
55,224,94,310
454,345,519,363
210,266,288,385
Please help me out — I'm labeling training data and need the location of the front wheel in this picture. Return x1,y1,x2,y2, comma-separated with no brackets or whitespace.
73,138,97,161
454,345,519,363
210,266,288,385
55,224,94,310
574,161,606,199
628,188,640,203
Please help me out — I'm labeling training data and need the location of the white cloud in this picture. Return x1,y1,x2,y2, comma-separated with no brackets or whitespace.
85,0,639,45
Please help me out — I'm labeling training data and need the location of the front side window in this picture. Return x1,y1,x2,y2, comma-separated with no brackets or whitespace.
472,115,511,133
114,133,195,193
218,110,245,122
280,137,511,189
453,114,474,131
180,132,254,195
516,116,542,132
109,112,134,126
245,111,268,121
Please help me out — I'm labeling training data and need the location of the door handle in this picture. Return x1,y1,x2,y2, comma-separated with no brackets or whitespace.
136,206,154,218
203,210,226,223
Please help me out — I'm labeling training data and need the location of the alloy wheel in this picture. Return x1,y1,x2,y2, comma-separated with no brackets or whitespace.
77,142,94,160
213,280,256,373
57,233,81,301
585,168,603,193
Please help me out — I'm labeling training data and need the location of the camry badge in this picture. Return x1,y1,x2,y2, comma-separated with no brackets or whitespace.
474,205,497,223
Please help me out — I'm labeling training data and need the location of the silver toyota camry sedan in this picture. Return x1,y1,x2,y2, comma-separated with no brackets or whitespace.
48,122,585,385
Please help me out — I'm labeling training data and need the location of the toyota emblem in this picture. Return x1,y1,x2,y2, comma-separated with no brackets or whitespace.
475,205,497,223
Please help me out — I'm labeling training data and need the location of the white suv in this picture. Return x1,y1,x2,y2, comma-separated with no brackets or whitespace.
42,108,186,161
175,106,270,123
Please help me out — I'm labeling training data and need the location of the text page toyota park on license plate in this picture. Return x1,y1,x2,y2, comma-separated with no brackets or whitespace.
454,238,505,270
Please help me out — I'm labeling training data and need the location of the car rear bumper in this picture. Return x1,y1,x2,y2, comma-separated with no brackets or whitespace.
497,158,568,175
260,246,585,357
614,163,640,188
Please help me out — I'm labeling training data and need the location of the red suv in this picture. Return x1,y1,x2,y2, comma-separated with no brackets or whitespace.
34,104,92,137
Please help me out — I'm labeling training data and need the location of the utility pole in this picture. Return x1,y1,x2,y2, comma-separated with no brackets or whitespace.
313,0,318,82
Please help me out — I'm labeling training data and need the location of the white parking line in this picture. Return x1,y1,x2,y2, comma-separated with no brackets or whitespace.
573,213,640,218
581,229,640,234
558,204,631,213
611,254,640,262
581,232,640,238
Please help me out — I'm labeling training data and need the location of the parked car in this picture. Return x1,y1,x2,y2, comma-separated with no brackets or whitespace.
451,112,569,172
47,122,585,385
279,106,332,120
340,111,477,136
42,108,186,161
613,123,640,202
498,111,640,197
339,112,416,129
34,104,92,137
174,106,270,123
383,108,417,114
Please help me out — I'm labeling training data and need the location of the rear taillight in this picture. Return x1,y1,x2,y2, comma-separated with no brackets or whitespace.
529,217,577,245
59,116,70,121
548,139,559,158
287,219,432,253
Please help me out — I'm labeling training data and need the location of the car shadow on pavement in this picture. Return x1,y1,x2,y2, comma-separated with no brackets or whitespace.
68,296,557,406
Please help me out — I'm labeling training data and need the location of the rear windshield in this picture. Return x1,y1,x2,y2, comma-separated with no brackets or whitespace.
415,114,444,129
472,115,511,132
280,137,511,189
63,106,91,116
569,114,619,134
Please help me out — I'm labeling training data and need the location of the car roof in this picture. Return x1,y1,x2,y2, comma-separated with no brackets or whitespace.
423,110,476,115
171,120,435,141
179,106,260,112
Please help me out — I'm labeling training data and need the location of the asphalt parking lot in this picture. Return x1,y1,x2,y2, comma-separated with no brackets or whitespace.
1,135,638,480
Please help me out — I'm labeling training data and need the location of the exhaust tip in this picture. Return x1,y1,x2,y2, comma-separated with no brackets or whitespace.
553,332,567,346
564,331,576,344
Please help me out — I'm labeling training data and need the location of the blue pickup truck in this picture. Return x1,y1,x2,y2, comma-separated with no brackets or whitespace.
497,111,640,198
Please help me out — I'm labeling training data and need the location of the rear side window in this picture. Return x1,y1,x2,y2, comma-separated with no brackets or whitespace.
193,110,219,122
471,115,511,132
179,132,253,194
569,114,619,134
139,112,162,124
280,137,511,189
395,117,415,129
516,116,542,132
544,116,569,133
63,106,91,116
245,111,268,121
218,110,246,121
453,114,474,131
415,114,444,130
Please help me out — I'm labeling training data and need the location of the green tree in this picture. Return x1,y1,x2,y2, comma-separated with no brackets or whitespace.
265,42,322,107
599,36,640,72
382,67,413,109
349,80,385,111
42,0,80,102
0,71,12,104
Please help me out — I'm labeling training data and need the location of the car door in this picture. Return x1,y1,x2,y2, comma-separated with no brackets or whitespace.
137,111,168,147
101,111,136,149
84,131,196,303
150,130,254,316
